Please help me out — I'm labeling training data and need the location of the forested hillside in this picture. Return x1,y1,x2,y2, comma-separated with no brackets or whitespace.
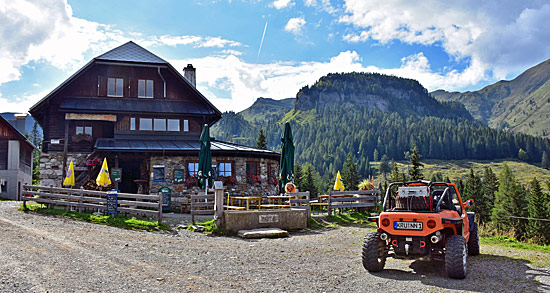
212,72,550,182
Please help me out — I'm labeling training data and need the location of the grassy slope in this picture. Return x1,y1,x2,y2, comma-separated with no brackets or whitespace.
371,159,550,190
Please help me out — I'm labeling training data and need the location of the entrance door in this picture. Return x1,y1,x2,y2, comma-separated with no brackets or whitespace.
119,160,141,194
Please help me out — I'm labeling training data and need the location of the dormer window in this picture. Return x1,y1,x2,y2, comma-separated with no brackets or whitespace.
138,79,154,98
107,78,123,97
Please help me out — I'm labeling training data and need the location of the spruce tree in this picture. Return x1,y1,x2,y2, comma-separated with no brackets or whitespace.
527,178,550,244
256,128,267,150
294,163,303,191
379,154,391,181
342,153,359,190
463,169,489,223
301,162,318,196
390,161,400,182
542,151,550,170
491,164,529,240
408,145,424,180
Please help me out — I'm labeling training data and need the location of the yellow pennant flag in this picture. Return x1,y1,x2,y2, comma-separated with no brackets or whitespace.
96,158,112,187
333,170,345,191
63,160,75,186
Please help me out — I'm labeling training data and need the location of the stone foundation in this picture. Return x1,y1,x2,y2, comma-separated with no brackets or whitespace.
39,152,88,187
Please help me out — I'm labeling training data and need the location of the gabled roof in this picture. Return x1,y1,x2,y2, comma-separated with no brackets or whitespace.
95,41,167,64
0,115,37,149
29,41,222,123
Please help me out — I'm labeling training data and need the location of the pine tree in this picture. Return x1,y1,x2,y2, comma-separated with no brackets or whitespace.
542,151,550,170
390,161,400,182
373,149,379,161
491,164,529,240
256,128,267,150
301,162,318,196
527,178,550,244
408,145,424,180
518,148,528,161
342,153,359,190
481,167,498,222
294,163,303,191
463,169,489,223
379,154,391,181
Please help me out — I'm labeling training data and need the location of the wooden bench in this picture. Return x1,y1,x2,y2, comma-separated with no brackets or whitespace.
260,204,290,209
225,205,246,210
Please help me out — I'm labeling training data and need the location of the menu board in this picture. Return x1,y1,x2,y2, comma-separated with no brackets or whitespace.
106,191,118,214
112,168,121,182
174,169,184,183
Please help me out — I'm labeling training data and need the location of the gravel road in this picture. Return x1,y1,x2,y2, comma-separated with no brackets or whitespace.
1,201,549,292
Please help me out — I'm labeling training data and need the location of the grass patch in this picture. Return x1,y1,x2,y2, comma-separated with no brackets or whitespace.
20,203,170,232
480,236,550,254
188,219,226,235
0,198,15,202
309,212,375,229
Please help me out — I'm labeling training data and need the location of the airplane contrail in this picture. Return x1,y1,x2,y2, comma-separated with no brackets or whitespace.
256,21,268,63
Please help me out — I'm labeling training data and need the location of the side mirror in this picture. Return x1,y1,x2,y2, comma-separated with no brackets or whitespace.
462,199,474,208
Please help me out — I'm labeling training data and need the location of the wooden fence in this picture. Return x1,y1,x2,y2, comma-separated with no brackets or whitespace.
326,190,380,216
22,185,164,222
288,191,311,218
190,192,215,224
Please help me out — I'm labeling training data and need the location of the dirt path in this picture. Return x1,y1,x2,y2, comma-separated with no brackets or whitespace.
1,201,549,292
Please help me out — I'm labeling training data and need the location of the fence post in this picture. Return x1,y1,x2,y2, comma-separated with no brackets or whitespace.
158,192,163,223
214,182,224,226
78,187,84,213
328,191,332,216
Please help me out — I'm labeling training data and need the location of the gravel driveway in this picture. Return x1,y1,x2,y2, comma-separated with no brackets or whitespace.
1,201,549,292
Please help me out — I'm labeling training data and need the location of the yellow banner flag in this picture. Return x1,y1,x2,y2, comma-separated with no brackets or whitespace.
63,160,75,186
96,158,112,187
333,170,345,191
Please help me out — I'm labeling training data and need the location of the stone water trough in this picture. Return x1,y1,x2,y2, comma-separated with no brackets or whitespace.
221,209,308,234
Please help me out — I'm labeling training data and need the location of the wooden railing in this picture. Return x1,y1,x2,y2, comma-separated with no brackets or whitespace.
22,185,164,222
326,190,380,216
287,191,311,218
190,192,215,224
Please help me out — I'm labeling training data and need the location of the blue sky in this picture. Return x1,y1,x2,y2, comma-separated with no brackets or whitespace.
2,0,550,112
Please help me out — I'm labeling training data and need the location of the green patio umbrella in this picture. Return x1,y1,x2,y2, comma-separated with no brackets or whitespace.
198,124,212,190
279,122,295,193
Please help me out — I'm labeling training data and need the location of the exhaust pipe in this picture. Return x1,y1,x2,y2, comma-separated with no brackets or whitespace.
380,233,388,241
430,235,440,244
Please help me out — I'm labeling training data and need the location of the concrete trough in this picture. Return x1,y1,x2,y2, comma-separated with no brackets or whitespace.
222,209,307,233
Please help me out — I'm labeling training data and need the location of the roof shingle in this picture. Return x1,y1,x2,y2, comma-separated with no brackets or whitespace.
95,41,167,64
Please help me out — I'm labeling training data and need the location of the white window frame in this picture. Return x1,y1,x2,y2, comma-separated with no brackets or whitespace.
138,79,154,98
153,118,166,131
167,119,180,132
130,117,136,130
183,119,189,132
108,78,124,97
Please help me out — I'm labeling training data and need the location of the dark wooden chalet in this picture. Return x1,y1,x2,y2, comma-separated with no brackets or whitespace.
29,41,280,195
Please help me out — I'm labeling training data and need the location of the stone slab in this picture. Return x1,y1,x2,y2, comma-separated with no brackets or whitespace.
238,228,289,239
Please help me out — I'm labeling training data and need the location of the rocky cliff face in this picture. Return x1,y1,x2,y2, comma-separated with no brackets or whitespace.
294,72,470,120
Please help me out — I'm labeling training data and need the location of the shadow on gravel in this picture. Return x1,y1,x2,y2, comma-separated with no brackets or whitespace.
370,254,549,292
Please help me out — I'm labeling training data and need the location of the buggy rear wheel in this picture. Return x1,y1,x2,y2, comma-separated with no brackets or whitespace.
445,235,467,279
362,232,387,272
468,222,480,256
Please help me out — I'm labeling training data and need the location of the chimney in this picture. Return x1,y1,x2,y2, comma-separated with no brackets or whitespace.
14,113,27,134
183,64,196,87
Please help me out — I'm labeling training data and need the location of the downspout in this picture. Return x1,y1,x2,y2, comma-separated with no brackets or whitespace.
158,67,166,98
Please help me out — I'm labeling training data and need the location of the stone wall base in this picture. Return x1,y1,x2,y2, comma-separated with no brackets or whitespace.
222,209,307,233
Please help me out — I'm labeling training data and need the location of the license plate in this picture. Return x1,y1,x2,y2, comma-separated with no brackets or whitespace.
394,221,423,230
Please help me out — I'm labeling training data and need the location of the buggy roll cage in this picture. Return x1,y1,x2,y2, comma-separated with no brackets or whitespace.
382,180,453,213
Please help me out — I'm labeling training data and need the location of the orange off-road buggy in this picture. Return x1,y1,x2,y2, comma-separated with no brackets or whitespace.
363,180,479,279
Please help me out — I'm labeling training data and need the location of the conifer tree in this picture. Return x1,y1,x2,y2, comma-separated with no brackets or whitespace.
542,151,550,170
342,153,359,190
408,145,424,180
390,161,400,183
527,178,550,244
463,169,489,223
256,128,267,150
301,162,318,196
294,163,303,191
491,164,529,239
379,154,391,181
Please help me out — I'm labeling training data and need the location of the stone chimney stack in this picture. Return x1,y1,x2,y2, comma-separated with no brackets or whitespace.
14,113,27,134
183,64,196,87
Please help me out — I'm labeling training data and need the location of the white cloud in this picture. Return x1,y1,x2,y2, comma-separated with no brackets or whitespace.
339,0,550,83
0,90,50,114
284,17,307,35
272,0,294,9
145,35,243,48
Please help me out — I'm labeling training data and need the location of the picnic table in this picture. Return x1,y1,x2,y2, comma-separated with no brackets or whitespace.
229,196,263,210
